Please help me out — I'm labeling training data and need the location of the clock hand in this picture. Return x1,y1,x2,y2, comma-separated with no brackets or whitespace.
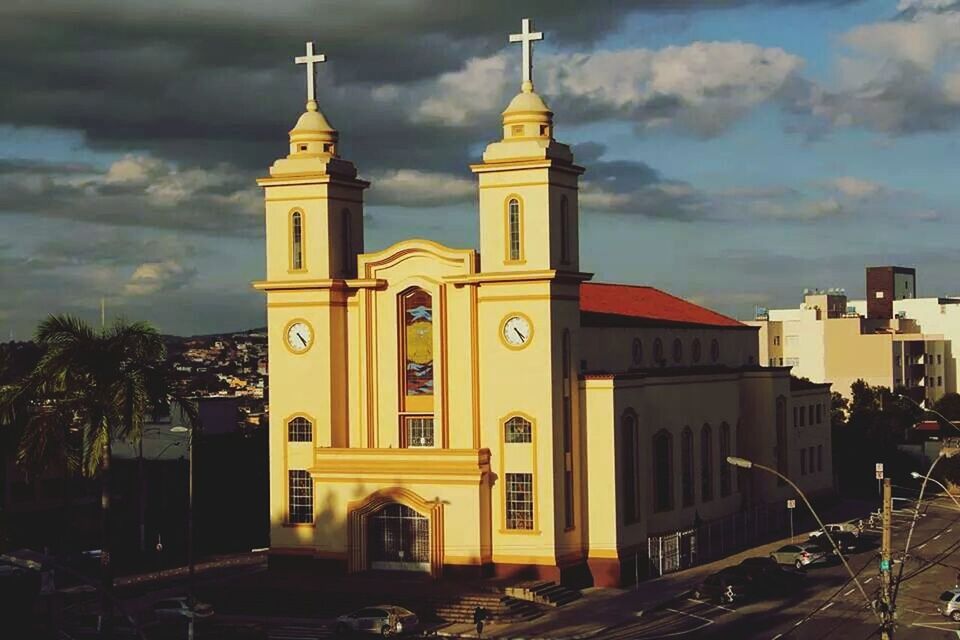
297,332,307,346
513,327,526,342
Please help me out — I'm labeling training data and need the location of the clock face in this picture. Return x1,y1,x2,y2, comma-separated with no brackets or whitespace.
285,320,313,353
502,315,532,349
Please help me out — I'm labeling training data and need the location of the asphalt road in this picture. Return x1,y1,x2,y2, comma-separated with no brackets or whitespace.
606,494,960,639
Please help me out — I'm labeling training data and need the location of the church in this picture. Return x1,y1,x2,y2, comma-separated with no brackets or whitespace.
254,21,834,587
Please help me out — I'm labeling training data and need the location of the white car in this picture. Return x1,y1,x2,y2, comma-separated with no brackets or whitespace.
335,605,418,636
152,597,215,621
809,522,860,538
939,589,960,621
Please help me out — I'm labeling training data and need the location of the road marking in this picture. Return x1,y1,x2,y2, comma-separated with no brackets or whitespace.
949,528,954,533
794,619,804,627
865,577,874,584
918,543,928,549
772,635,783,640
666,608,713,623
822,602,835,610
935,534,942,540
844,588,856,596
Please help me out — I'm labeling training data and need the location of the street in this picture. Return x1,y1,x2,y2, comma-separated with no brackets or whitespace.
605,494,960,639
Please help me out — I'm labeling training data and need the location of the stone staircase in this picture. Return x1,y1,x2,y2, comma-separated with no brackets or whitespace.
429,592,545,624
504,580,582,607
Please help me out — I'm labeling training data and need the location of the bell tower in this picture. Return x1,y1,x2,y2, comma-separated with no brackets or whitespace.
471,19,584,273
471,19,588,580
256,44,369,539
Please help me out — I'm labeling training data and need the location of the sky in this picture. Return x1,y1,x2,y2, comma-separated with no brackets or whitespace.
2,0,960,338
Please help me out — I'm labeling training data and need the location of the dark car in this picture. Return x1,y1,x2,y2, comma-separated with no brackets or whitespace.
807,531,858,559
691,570,751,604
737,556,804,592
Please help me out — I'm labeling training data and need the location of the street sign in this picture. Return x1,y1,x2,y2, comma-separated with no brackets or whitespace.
880,558,890,572
876,463,884,472
876,470,884,479
787,499,796,509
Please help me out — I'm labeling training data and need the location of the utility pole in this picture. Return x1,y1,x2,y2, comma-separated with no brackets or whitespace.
879,477,894,639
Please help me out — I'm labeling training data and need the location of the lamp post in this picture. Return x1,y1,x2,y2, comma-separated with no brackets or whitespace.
169,425,193,602
726,457,881,624
895,393,960,435
909,470,960,512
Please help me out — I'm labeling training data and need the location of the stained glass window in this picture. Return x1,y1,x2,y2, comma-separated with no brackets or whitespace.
402,289,433,396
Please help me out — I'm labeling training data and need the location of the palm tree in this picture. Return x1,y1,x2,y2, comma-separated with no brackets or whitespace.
0,314,166,637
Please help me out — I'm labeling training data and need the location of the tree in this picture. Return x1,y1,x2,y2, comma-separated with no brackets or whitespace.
0,315,165,638
830,391,849,429
933,393,960,422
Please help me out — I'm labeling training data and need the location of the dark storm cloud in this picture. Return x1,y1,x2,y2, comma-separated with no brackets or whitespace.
0,0,861,173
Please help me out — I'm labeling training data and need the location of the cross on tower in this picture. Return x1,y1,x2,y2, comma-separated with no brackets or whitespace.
295,41,326,104
509,18,544,89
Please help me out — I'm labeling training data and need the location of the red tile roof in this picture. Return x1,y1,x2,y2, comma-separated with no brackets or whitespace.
580,282,748,329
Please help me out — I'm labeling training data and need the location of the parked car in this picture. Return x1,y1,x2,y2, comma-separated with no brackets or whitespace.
809,522,860,538
335,605,419,636
737,556,798,585
939,589,960,621
152,596,215,621
690,570,751,604
808,531,859,555
770,543,827,569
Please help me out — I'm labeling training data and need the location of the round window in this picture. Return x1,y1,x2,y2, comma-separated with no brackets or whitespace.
632,338,643,366
692,338,702,363
711,338,720,362
672,338,683,363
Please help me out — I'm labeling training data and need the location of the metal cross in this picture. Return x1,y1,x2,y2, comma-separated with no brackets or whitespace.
295,41,326,103
509,18,544,87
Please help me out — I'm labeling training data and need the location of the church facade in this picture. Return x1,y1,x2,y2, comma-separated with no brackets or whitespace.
255,24,834,587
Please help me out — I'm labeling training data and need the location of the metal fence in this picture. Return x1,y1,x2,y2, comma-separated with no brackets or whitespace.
647,502,788,577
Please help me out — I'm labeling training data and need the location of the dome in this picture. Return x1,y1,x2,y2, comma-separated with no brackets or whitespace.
499,82,554,141
288,99,338,157
502,85,551,116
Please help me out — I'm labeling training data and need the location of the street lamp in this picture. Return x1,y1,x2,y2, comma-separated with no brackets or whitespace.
726,456,881,624
896,448,960,610
895,393,960,435
169,425,194,604
909,471,960,513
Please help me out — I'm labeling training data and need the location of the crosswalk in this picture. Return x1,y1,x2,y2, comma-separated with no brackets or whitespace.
268,624,334,639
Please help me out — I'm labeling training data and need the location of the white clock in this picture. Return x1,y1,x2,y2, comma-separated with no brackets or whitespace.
285,319,314,354
501,314,533,349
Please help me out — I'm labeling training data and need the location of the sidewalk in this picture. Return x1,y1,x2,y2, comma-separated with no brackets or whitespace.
435,499,875,639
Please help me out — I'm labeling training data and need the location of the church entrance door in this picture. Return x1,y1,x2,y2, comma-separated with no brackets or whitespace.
368,503,430,572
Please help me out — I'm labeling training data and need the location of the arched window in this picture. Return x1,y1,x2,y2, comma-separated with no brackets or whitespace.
507,198,522,262
654,338,664,363
692,338,702,363
652,429,673,512
504,415,532,443
621,411,641,524
710,338,720,363
719,422,731,497
681,427,694,507
631,338,643,367
560,195,570,264
701,424,713,502
672,338,683,363
341,208,352,276
290,211,304,271
287,416,313,442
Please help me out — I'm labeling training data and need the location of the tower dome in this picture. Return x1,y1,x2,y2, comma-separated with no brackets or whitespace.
289,99,339,158
501,81,554,141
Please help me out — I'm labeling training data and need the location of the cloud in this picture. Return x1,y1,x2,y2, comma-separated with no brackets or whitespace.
578,154,710,220
787,1,960,136
0,155,261,234
124,260,196,296
830,176,884,198
407,42,804,138
367,169,475,207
